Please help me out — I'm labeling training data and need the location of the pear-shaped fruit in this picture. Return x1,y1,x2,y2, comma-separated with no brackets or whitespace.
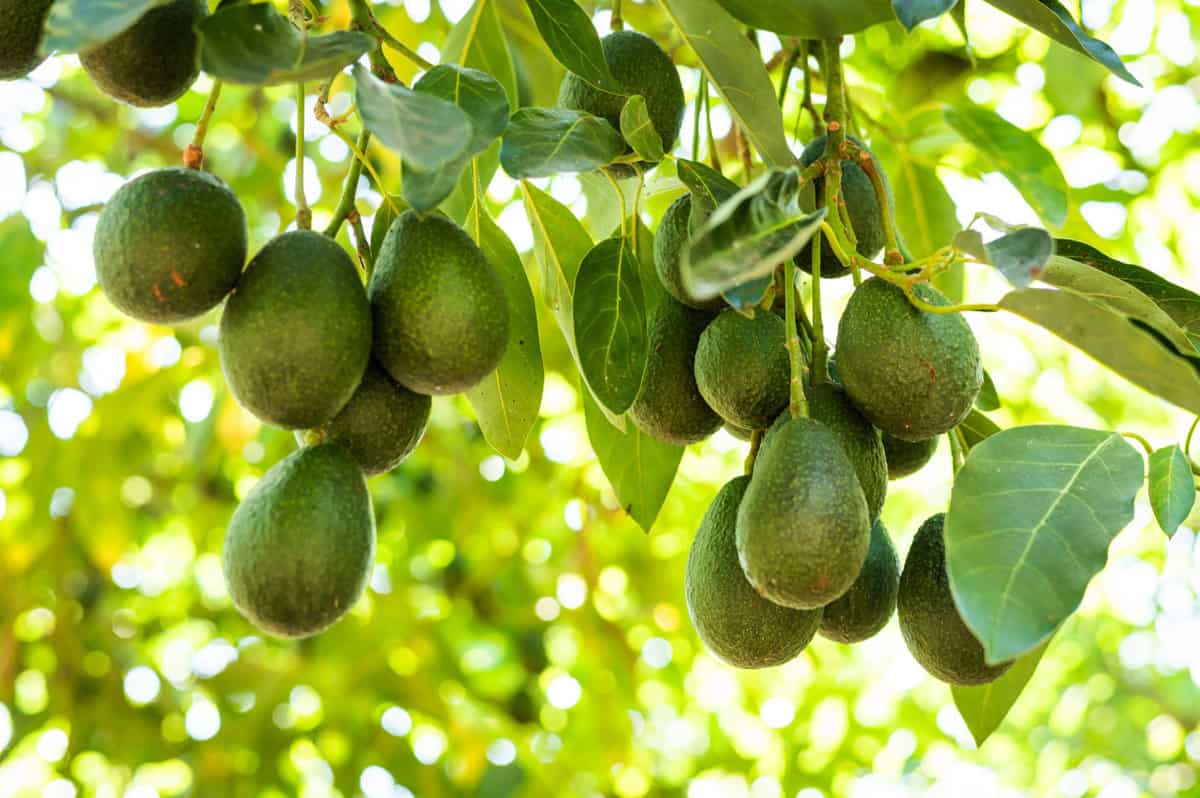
694,309,790,430
805,381,887,522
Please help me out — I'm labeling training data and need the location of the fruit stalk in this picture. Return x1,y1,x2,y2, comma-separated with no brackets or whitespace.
294,82,312,230
325,127,372,238
810,230,829,384
611,0,623,31
184,80,222,170
783,254,808,419
350,0,435,72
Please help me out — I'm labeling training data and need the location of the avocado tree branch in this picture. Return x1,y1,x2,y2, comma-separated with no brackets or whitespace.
783,256,809,419
350,0,435,72
810,232,829,384
325,126,371,238
1185,416,1200,457
799,41,822,135
294,82,312,230
859,149,904,265
745,430,763,474
1121,432,1155,458
348,210,373,275
184,80,223,170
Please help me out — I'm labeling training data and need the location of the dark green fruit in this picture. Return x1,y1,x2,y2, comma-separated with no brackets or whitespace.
686,476,822,669
369,211,509,395
80,0,206,107
819,520,899,644
654,195,722,311
898,514,1013,685
629,298,721,445
694,310,789,430
311,361,431,476
836,277,983,442
223,444,375,639
805,381,887,522
94,168,247,324
219,231,372,429
558,30,685,176
737,417,871,609
0,0,52,80
796,135,888,279
884,432,938,479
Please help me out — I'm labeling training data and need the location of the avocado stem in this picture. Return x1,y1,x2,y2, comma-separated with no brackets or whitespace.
611,0,624,31
745,429,763,474
703,86,721,172
783,256,809,419
1120,431,1155,458
294,83,312,231
1185,415,1200,458
325,126,371,238
184,81,222,170
602,170,629,242
947,428,965,473
810,230,830,384
350,0,435,72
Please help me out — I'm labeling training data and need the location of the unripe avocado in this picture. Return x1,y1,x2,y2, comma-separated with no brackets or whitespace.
736,417,871,610
836,277,983,442
558,30,684,176
819,520,899,643
0,0,52,80
796,135,887,279
694,310,790,430
654,195,722,310
898,514,1013,685
94,167,247,324
223,444,375,639
883,432,938,479
219,230,372,429
629,297,721,445
805,381,887,522
369,211,509,395
686,476,822,668
80,0,206,108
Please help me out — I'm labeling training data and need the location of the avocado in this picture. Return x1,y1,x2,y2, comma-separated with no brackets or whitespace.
219,230,372,429
558,30,684,176
369,211,509,395
654,195,722,310
94,167,247,324
804,381,887,522
694,309,790,430
686,476,822,668
736,417,871,609
795,135,887,279
0,0,52,80
883,432,938,479
312,361,431,476
819,520,899,643
836,277,982,442
629,297,721,445
223,443,375,639
80,0,206,108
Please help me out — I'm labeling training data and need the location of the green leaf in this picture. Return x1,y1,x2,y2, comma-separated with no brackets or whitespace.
573,239,649,416
581,387,684,532
198,4,374,86
369,196,406,256
677,159,741,227
1149,446,1195,538
959,409,1003,449
713,0,895,37
657,0,795,168
500,108,627,179
976,370,1001,412
620,96,665,163
355,65,474,174
464,206,544,460
522,0,619,91
893,0,960,32
945,425,1144,662
1000,288,1200,416
986,228,1055,288
944,105,1069,227
982,0,1140,85
952,637,1052,746
872,138,959,260
42,0,171,55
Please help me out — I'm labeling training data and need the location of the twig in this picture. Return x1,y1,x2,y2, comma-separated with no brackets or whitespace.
810,232,828,383
349,0,435,72
184,81,223,169
294,83,311,230
324,127,371,238
783,256,808,419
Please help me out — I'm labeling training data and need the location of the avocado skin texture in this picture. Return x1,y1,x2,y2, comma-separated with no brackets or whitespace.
0,0,52,80
219,230,372,429
737,417,871,609
898,514,1013,685
883,432,938,479
805,381,887,522
318,361,432,476
686,476,822,668
94,167,247,324
80,0,206,108
654,195,723,310
836,277,983,442
223,444,375,639
694,310,790,430
558,30,684,176
796,135,887,279
369,211,509,395
629,297,721,445
819,520,899,643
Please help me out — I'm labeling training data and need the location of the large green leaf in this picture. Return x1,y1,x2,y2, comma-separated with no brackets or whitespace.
354,64,474,172
893,0,959,32
944,105,1068,227
713,0,895,37
42,0,171,54
620,96,665,164
522,0,619,91
945,425,1144,663
572,239,648,416
657,0,795,168
198,4,374,86
500,108,626,179
1148,446,1195,538
952,637,1052,746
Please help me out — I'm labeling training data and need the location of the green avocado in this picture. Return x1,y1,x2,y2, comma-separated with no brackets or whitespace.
836,277,983,441
0,0,52,80
219,230,372,429
94,167,247,324
686,476,822,668
369,211,509,395
899,513,1012,685
804,381,887,522
80,0,206,108
223,444,375,639
694,309,790,430
819,520,899,644
736,417,871,609
629,297,721,445
796,135,887,279
883,432,939,479
558,30,684,176
654,195,722,310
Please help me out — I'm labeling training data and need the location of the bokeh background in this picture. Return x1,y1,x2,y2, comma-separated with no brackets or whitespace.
2,0,1200,795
